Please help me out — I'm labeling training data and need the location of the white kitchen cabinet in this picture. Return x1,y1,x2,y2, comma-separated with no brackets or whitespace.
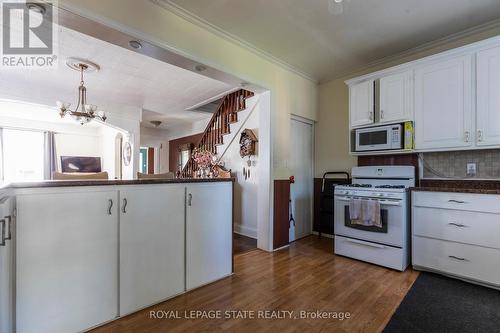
412,56,473,150
186,182,232,290
413,191,500,288
378,71,413,124
349,80,374,127
477,45,500,146
119,185,185,315
16,189,119,333
0,196,15,333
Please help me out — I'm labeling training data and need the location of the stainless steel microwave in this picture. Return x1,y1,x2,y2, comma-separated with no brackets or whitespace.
353,124,404,152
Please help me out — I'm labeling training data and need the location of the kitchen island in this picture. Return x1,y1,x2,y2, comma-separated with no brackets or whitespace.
0,178,234,333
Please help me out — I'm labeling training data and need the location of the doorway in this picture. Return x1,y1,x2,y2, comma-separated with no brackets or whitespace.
289,116,314,242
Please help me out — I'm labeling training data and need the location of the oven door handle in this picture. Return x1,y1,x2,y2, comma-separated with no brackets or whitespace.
343,238,387,249
336,197,402,206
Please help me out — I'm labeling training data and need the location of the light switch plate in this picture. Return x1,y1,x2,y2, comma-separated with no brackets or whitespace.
466,163,477,176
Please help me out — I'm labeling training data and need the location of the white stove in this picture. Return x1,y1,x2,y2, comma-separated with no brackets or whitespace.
334,166,415,271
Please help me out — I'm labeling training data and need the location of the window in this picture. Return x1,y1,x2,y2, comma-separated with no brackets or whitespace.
1,129,45,182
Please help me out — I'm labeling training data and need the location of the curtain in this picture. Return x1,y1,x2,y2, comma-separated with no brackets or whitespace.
44,131,57,180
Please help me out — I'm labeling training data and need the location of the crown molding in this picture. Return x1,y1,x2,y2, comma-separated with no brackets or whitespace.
150,0,318,83
321,17,500,84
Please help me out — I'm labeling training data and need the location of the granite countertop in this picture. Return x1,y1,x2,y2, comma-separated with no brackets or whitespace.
412,179,500,194
3,178,235,189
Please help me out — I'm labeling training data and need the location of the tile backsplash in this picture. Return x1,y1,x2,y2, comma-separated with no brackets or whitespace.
422,149,500,179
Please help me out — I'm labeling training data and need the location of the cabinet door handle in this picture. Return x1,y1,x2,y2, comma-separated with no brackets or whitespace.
464,131,470,142
449,255,468,262
477,130,483,142
448,222,467,228
4,216,11,240
380,110,384,119
448,199,465,204
122,198,128,214
0,219,5,246
369,111,373,120
187,193,192,206
108,199,113,215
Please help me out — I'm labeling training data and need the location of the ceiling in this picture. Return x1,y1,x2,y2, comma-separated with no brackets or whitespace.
163,0,500,82
0,24,235,130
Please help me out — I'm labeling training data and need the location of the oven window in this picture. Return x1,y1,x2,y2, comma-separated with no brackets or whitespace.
344,206,388,233
359,130,387,146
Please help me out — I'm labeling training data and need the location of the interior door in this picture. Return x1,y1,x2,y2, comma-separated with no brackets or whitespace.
119,185,185,315
16,189,119,333
289,117,314,242
477,45,500,146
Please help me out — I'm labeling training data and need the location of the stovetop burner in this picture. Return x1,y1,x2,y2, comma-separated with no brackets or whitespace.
346,184,373,188
374,185,406,189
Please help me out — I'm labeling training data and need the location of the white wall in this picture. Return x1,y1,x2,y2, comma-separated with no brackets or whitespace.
219,100,260,239
54,133,102,172
140,126,170,173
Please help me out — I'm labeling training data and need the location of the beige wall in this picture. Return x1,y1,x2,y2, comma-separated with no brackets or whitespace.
315,27,500,178
59,0,318,180
315,79,356,177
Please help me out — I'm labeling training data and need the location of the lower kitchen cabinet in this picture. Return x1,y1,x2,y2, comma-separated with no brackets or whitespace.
119,185,185,315
0,195,15,333
13,181,234,333
412,191,500,288
186,182,233,290
16,190,119,333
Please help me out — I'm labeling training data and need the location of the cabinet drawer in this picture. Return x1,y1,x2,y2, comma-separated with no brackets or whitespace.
334,235,407,271
413,207,500,249
413,236,500,286
412,191,500,213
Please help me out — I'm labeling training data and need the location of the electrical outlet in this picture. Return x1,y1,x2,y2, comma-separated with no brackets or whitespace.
466,163,477,177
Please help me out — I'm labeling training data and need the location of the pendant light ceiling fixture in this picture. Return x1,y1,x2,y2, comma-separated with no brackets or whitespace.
57,57,106,125
328,0,351,15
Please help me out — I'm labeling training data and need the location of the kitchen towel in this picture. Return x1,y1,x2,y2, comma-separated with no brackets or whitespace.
349,198,362,220
349,199,382,228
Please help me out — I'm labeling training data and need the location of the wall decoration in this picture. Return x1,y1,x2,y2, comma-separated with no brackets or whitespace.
239,129,258,158
123,141,132,166
240,129,258,181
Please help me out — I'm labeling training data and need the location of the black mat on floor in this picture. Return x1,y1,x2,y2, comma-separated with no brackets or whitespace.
383,272,500,333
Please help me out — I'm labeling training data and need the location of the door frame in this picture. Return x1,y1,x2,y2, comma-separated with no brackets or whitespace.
290,114,315,237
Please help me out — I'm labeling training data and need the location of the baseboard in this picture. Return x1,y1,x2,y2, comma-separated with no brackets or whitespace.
234,224,257,239
312,231,334,239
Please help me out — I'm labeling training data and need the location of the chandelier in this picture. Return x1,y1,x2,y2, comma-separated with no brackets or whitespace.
57,58,106,125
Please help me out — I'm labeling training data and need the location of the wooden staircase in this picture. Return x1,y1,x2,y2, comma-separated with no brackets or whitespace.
181,89,254,178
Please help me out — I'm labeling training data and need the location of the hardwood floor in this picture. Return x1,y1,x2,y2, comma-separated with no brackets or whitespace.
91,236,418,333
233,233,257,254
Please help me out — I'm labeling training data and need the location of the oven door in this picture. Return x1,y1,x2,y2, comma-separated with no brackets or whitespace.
355,126,391,151
334,196,406,247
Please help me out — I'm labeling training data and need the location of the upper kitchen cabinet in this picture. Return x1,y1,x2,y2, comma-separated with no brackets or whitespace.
477,46,500,147
414,55,473,150
349,80,374,127
378,71,413,124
